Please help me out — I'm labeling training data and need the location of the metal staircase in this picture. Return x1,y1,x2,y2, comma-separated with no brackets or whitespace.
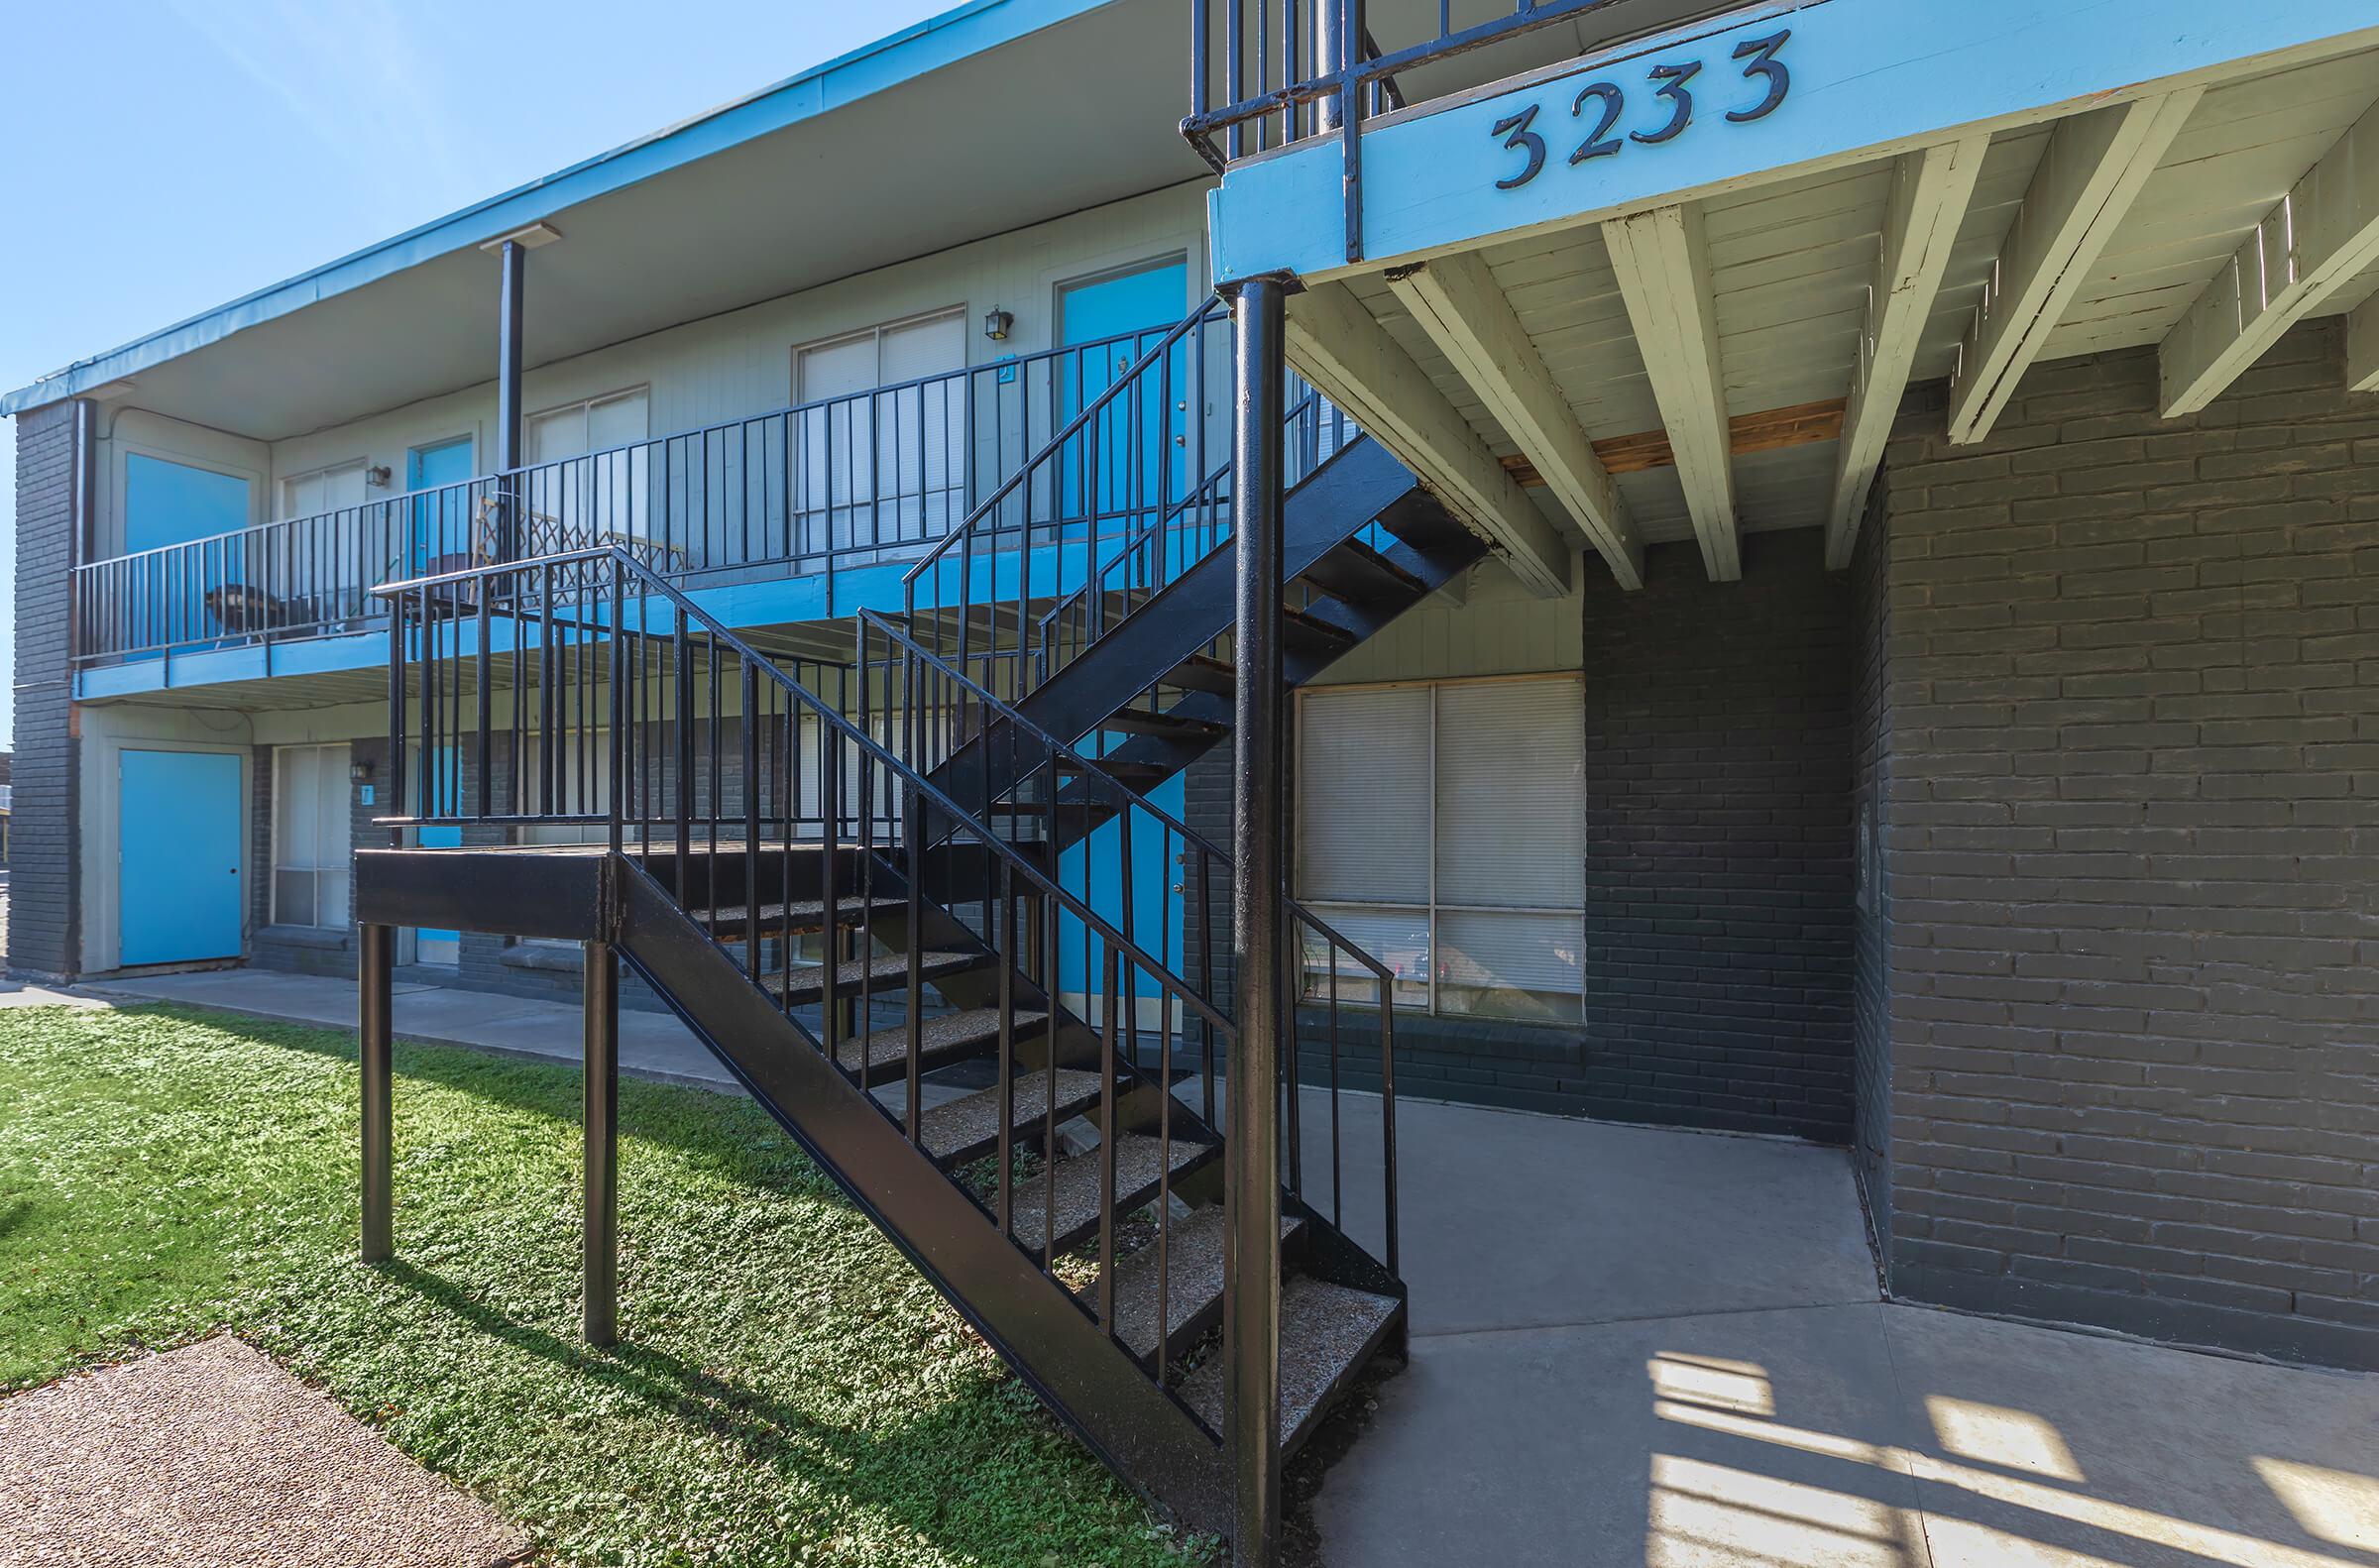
354,294,1492,1542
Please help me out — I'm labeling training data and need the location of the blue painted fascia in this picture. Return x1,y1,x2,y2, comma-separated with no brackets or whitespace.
1207,0,2379,283
4,0,1115,418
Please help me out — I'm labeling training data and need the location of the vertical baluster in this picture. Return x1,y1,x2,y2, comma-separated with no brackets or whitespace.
743,661,761,976
1042,885,1059,1266
822,736,843,1057
996,862,1016,1240
1381,975,1398,1279
1199,854,1215,1125
674,625,693,904
1155,986,1175,1383
1098,946,1121,1336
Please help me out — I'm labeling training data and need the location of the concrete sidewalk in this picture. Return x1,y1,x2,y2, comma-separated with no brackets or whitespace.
78,967,737,1090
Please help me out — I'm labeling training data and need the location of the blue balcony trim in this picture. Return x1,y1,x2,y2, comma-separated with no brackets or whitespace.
1205,0,2379,285
3,0,1110,417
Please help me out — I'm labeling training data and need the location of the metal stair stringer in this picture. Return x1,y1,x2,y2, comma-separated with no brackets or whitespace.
610,852,1235,1534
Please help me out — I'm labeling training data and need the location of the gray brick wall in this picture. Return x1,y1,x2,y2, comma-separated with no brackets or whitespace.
10,402,83,978
1579,529,1856,1140
1876,318,2379,1369
1853,484,1896,1218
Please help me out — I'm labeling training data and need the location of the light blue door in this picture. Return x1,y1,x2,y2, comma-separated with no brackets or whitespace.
124,454,251,651
414,745,462,965
407,437,477,574
120,750,243,965
1055,259,1191,1009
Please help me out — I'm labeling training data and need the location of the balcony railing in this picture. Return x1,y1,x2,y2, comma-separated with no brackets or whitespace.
71,319,1190,667
1184,0,1732,261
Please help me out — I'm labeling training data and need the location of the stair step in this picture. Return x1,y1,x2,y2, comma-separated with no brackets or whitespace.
1178,1276,1402,1452
1282,605,1356,650
1297,536,1426,606
1077,1207,1303,1363
835,1007,1052,1087
1102,707,1228,742
987,1134,1214,1260
765,950,981,1005
1056,757,1173,793
917,1068,1104,1166
1164,654,1236,698
686,895,905,936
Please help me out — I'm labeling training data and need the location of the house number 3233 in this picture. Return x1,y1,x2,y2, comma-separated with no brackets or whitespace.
1487,29,1792,192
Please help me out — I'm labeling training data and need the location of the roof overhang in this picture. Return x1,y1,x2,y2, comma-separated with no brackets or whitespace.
5,0,1209,438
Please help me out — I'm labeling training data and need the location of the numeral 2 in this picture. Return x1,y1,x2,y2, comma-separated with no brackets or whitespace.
1570,82,1624,165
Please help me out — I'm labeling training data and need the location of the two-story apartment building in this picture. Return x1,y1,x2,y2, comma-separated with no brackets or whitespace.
13,0,2379,1556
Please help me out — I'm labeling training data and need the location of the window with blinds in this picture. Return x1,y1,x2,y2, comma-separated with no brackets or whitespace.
272,743,352,930
1297,675,1585,1024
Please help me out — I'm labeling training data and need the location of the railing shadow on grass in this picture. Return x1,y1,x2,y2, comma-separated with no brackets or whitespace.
380,1259,1138,1561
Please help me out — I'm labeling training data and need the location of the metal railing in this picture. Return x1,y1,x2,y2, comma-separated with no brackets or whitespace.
376,545,1256,1398
1184,0,1722,261
72,317,1190,667
859,607,1400,1272
902,293,1356,710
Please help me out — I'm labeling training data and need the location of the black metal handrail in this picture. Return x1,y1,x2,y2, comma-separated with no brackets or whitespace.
858,607,1400,1272
375,546,1253,1393
73,314,1190,667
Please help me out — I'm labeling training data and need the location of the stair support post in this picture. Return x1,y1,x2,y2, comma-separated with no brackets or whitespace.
1225,272,1291,1567
584,939,621,1347
360,922,395,1264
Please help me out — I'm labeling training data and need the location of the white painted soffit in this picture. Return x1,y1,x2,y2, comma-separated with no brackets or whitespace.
6,0,1209,439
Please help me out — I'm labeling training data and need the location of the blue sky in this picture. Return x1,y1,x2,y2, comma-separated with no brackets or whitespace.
0,0,951,750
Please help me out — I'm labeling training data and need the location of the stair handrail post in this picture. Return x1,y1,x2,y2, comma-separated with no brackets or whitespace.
1224,271,1291,1568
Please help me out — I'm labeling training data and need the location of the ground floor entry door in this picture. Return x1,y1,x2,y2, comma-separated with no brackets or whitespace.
119,749,243,966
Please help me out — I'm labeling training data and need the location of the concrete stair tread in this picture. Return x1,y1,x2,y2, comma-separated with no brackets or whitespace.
917,1068,1104,1164
834,1007,1050,1083
764,951,979,1004
983,1134,1211,1258
1076,1206,1303,1362
1179,1276,1402,1450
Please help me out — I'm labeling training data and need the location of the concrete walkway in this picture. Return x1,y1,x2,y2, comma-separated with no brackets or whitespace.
44,965,2379,1566
79,966,736,1089
1289,1096,2379,1568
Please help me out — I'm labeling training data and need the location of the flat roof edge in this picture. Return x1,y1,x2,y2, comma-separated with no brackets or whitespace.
3,0,1109,419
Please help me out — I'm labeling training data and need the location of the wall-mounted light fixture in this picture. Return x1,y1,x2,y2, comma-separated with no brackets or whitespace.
983,308,1014,343
365,464,394,490
350,759,374,785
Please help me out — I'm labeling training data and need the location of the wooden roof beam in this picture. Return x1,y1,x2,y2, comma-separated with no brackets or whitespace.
1284,282,1573,600
1947,90,2201,444
2162,92,2379,417
1829,137,1989,569
1603,203,1738,582
1388,252,1644,590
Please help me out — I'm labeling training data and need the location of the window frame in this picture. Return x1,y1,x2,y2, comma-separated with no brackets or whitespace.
278,458,369,522
1294,671,1588,1022
270,741,352,932
791,306,969,404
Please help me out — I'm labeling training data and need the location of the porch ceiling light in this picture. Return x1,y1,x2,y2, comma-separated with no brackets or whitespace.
983,308,1014,342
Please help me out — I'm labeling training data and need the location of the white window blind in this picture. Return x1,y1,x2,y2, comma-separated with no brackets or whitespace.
1298,686,1429,904
281,461,366,520
524,390,650,557
273,743,351,929
1298,676,1585,1023
794,310,966,552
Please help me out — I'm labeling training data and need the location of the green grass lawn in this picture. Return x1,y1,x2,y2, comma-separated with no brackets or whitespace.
0,1003,1209,1568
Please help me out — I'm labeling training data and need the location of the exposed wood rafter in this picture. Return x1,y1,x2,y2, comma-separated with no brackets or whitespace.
2349,294,2379,393
2161,93,2379,417
1498,398,1847,487
1602,203,1738,581
1284,282,1573,599
1947,90,2201,445
1829,136,1990,569
1388,252,1644,590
